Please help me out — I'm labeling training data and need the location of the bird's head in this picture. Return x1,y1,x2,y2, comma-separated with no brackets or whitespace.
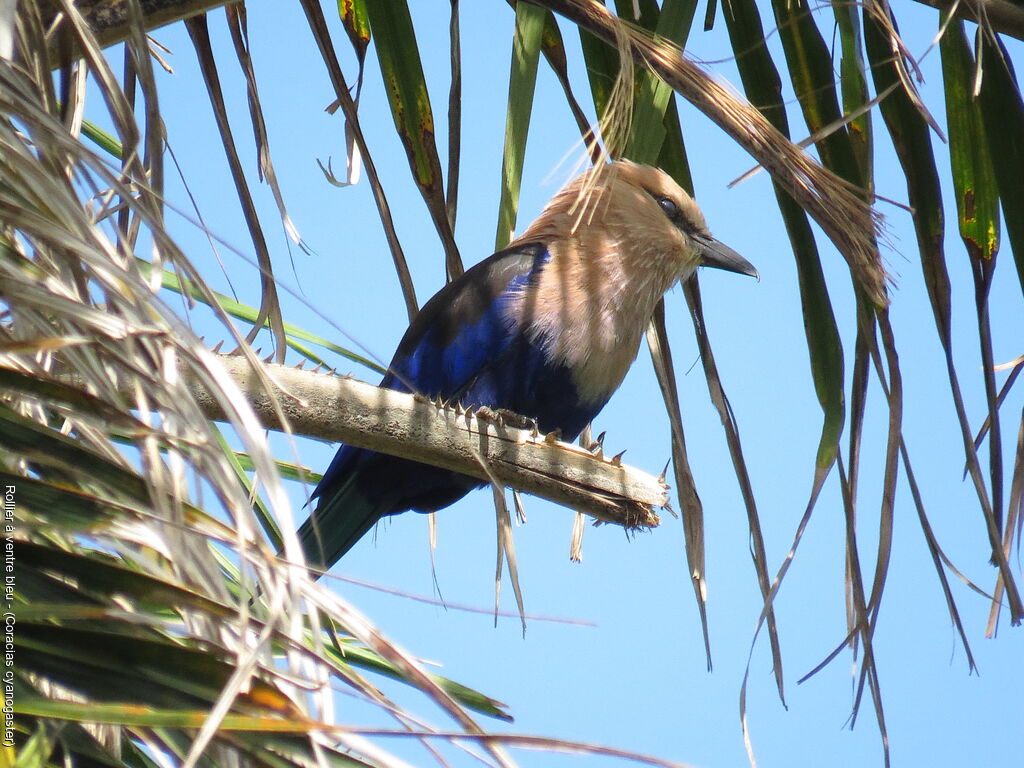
517,160,757,284
505,161,756,400
598,161,758,280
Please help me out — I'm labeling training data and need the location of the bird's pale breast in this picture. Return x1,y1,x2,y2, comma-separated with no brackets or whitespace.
504,232,689,404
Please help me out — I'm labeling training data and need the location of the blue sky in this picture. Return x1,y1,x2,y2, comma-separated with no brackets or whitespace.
124,3,1024,766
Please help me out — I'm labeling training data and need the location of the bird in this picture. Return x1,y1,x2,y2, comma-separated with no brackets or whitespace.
300,160,757,570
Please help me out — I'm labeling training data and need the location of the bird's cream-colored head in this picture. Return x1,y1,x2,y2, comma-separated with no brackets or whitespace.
505,160,756,403
513,160,756,286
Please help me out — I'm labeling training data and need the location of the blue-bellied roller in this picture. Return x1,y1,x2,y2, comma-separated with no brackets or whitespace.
301,161,757,568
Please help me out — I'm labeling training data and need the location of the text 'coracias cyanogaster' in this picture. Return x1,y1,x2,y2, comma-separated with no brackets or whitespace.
301,160,757,569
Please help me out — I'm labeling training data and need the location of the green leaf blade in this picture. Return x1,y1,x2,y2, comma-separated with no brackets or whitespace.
941,20,1001,261
494,1,546,251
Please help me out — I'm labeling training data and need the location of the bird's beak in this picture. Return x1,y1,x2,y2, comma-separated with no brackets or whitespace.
694,234,758,279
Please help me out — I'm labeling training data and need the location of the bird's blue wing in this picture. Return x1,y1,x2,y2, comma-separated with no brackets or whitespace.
382,242,550,400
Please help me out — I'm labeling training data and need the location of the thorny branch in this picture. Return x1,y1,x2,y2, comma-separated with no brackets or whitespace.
178,356,664,529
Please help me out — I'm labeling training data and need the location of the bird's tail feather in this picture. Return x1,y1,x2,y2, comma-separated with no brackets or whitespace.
298,473,387,572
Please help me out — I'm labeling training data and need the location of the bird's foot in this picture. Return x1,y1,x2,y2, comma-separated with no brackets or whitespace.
476,407,539,433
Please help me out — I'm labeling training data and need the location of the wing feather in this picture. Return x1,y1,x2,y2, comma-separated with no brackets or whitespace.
383,243,549,399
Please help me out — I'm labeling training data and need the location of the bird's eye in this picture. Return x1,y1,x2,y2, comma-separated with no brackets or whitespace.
657,196,680,220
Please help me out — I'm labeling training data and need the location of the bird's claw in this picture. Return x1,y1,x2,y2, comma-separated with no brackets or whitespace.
543,428,563,444
474,405,499,424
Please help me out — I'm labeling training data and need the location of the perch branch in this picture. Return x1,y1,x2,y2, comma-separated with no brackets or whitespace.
189,356,665,529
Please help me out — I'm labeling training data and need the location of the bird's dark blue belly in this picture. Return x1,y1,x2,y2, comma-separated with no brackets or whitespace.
466,335,603,439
